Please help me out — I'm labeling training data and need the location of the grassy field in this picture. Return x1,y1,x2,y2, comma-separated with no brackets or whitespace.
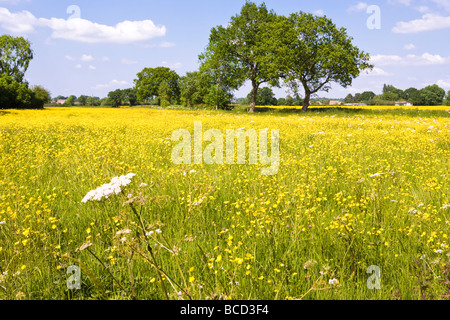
0,106,449,300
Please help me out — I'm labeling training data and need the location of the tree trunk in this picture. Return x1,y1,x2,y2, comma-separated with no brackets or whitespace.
302,91,311,112
249,83,258,113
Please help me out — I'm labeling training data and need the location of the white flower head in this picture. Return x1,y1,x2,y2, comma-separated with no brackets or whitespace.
81,173,137,203
328,278,339,285
370,173,385,178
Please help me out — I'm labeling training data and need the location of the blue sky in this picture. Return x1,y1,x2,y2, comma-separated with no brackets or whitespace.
1,0,450,99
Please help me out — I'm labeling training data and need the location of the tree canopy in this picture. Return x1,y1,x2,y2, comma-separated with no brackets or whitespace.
276,12,373,111
200,3,372,112
419,84,446,106
134,67,180,104
0,35,33,82
199,1,282,113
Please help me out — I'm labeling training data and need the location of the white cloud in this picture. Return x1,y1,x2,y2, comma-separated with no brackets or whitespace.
0,8,39,33
404,43,416,50
65,55,75,61
161,61,182,69
363,67,394,76
45,18,166,44
371,53,450,66
81,54,94,62
371,55,403,66
388,0,412,6
437,79,450,89
74,64,82,69
121,58,138,65
93,80,129,90
347,2,368,12
393,13,450,33
0,8,167,44
102,56,110,62
88,65,96,70
314,9,324,16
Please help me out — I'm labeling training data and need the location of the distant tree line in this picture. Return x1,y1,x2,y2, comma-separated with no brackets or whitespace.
344,84,450,106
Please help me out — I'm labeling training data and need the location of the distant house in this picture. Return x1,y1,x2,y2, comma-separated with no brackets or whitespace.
395,101,413,107
329,100,341,106
56,99,67,105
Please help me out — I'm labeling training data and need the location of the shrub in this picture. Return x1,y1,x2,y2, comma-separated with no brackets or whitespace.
0,75,45,109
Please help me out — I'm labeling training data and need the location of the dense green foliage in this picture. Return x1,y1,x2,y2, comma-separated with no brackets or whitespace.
0,35,50,109
0,75,49,109
0,35,33,82
134,67,180,105
199,2,282,112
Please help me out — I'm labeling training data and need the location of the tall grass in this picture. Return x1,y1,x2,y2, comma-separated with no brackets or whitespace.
0,106,448,300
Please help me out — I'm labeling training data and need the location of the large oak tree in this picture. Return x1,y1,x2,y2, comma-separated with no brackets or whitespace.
274,12,373,112
199,2,282,113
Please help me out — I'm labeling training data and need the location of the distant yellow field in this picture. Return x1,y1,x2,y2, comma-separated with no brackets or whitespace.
270,105,450,111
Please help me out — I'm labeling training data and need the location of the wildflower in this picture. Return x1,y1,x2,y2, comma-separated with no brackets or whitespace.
15,292,26,300
370,173,385,177
189,276,195,283
116,229,131,235
304,260,317,270
81,173,137,203
139,183,148,188
76,241,93,252
329,278,339,285
434,249,443,254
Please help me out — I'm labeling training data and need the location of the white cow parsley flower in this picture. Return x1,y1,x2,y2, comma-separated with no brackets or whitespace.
82,173,137,203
